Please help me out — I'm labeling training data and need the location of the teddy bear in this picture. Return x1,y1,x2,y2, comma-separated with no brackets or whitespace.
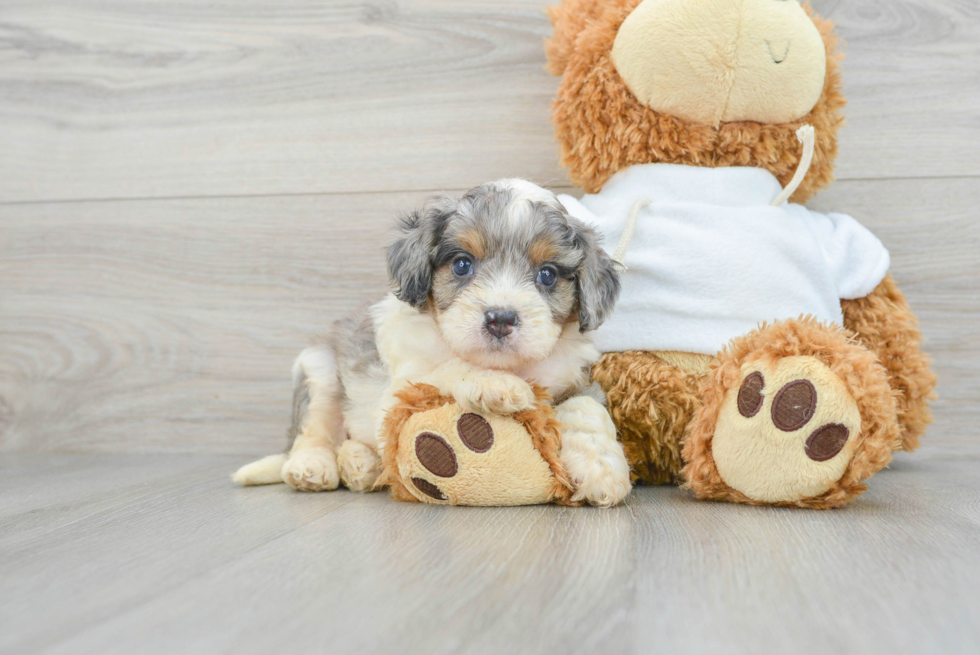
544,0,937,508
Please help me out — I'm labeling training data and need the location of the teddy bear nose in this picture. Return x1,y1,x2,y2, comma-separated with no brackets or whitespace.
484,308,519,339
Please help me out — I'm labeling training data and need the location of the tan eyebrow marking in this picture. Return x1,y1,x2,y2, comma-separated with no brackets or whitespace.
529,235,559,267
455,228,486,259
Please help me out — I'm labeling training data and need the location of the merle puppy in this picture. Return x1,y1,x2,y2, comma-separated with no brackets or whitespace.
234,179,632,507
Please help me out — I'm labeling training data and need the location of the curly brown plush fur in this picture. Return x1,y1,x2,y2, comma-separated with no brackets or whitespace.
681,318,901,509
592,351,701,484
545,0,611,76
513,393,577,504
546,0,845,203
842,275,938,452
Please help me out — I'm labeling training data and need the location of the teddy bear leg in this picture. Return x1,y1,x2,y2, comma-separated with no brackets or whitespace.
592,351,704,485
682,318,901,509
842,274,937,452
555,396,632,508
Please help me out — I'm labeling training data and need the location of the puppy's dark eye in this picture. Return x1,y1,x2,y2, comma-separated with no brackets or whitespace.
453,257,473,277
536,266,558,287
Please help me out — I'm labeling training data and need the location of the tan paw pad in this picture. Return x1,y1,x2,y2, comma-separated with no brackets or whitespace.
397,403,556,506
713,356,861,504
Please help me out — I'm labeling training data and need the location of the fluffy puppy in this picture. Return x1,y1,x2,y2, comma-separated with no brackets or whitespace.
233,179,632,507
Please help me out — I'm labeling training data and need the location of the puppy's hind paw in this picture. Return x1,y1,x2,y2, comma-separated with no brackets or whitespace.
338,440,382,492
281,448,340,492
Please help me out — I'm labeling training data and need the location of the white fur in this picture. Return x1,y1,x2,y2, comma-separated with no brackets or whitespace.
234,293,629,505
231,453,288,486
370,295,598,416
293,345,346,451
280,448,339,492
366,295,629,506
494,178,564,226
555,396,632,508
435,268,564,370
337,440,382,492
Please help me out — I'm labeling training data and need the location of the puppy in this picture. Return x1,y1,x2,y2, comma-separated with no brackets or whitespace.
233,179,632,507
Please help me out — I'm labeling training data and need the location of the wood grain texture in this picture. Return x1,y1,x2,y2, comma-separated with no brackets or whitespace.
1,0,978,203
0,453,978,654
1,178,976,455
0,191,409,453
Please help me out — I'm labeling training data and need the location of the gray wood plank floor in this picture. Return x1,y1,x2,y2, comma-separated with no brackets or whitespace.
1,452,978,655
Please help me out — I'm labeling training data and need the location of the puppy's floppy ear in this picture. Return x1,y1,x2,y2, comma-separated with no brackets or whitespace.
387,193,457,307
570,216,620,332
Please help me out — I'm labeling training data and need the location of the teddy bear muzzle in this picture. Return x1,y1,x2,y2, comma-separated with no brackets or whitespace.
611,0,828,126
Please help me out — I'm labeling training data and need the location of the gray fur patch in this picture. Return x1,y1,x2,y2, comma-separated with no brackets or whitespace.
330,307,387,419
387,194,458,307
330,311,382,380
570,217,620,332
285,368,310,450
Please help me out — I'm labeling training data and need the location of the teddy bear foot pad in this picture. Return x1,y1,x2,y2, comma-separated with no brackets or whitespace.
380,383,574,506
712,356,861,504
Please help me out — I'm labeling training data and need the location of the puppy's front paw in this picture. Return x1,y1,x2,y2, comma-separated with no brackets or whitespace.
564,453,632,508
456,372,536,415
281,448,339,492
557,397,632,508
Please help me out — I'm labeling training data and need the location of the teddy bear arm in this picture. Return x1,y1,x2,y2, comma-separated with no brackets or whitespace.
378,383,576,506
841,274,937,451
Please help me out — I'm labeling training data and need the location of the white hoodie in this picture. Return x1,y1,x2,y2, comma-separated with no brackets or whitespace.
558,164,890,356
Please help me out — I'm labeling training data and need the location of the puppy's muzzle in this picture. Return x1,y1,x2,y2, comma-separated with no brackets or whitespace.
484,308,519,340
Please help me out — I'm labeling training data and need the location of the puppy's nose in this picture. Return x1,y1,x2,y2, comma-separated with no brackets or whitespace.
484,308,519,339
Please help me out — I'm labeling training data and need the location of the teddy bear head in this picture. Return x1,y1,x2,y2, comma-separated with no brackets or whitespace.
546,0,845,203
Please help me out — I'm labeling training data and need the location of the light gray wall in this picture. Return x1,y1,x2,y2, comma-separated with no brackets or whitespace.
1,0,977,454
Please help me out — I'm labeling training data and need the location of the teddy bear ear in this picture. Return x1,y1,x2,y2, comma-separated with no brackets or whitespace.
546,0,625,75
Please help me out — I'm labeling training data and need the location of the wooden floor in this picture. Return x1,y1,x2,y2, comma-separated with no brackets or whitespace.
1,451,979,655
2,0,979,652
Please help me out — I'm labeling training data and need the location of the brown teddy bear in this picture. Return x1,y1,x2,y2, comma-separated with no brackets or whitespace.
546,0,937,508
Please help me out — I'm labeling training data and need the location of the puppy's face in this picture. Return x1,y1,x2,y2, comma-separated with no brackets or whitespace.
387,179,619,369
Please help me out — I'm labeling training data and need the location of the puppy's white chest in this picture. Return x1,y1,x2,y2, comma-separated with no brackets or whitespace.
371,295,453,381
517,325,600,394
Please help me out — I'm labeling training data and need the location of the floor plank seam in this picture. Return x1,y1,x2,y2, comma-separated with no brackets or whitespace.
2,174,977,208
